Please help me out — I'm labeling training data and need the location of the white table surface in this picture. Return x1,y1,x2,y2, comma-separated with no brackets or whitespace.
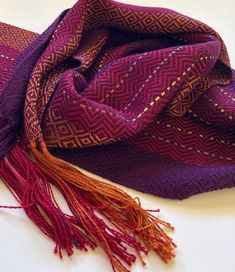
0,1,235,272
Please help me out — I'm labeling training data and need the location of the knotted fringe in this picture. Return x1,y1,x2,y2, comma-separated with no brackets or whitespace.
0,140,176,272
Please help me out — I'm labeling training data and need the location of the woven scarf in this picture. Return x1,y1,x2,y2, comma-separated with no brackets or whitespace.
0,0,235,271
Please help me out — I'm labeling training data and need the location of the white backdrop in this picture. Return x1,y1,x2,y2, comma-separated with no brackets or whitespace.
0,1,235,272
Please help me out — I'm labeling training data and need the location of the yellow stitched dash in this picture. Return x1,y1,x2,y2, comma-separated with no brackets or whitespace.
155,96,160,102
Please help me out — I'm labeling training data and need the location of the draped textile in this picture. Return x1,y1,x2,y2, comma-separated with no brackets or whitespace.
0,0,235,271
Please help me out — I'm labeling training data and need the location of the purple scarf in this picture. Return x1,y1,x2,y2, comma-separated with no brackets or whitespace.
0,0,235,271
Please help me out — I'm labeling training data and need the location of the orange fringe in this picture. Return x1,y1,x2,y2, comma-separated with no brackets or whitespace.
32,141,176,271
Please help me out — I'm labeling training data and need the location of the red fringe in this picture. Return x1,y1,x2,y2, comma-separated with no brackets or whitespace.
0,142,155,271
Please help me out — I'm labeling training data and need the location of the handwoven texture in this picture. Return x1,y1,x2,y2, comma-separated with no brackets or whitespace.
1,0,235,200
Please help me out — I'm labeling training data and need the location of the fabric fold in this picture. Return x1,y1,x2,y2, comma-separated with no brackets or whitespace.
0,0,235,271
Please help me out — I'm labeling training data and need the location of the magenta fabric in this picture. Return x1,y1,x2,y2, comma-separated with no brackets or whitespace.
1,1,235,269
0,0,235,201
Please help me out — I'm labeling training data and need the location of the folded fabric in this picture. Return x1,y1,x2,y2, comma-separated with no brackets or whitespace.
0,0,234,271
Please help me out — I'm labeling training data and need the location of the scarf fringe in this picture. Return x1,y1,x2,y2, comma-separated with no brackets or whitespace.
0,141,176,272
0,143,97,257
